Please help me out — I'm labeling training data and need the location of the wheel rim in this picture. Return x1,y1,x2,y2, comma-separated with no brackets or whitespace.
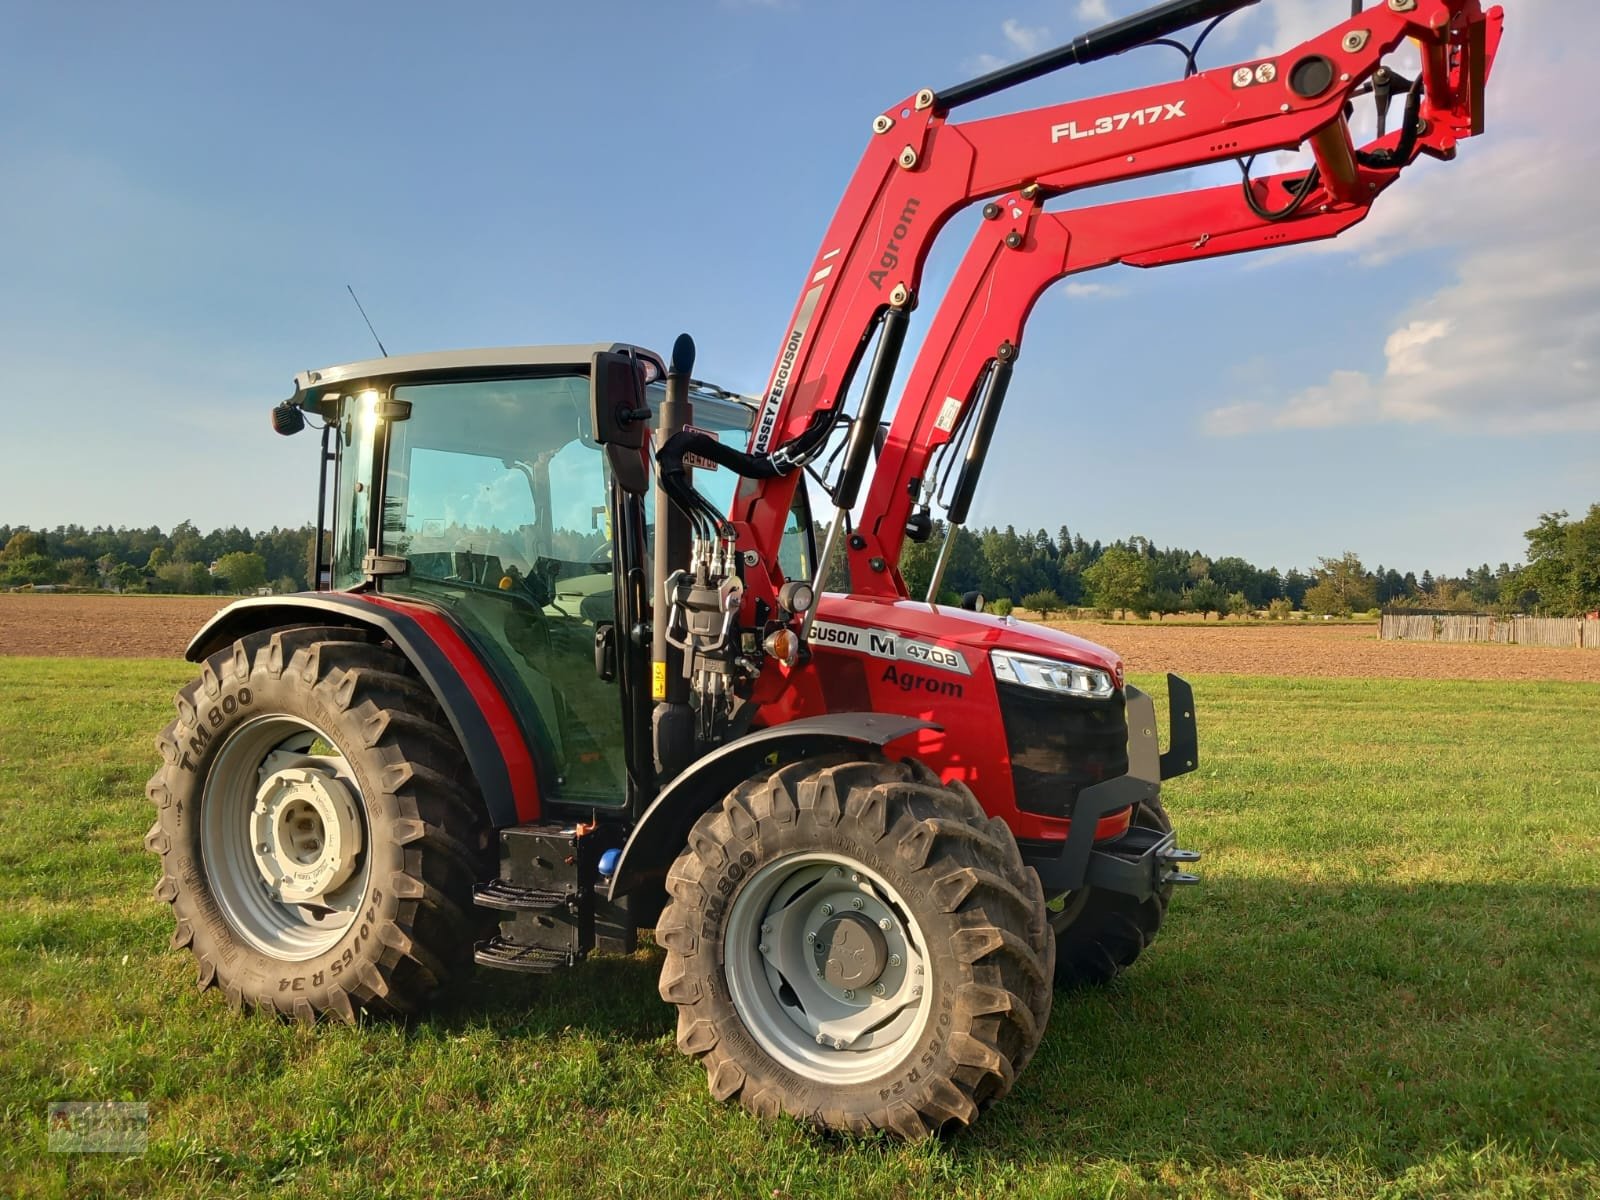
199,714,372,961
724,852,933,1085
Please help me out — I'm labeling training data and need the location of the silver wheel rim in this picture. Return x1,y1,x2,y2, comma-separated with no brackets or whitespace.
199,714,372,961
723,852,933,1084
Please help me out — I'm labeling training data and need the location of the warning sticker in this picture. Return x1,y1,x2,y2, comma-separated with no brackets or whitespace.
808,621,970,675
651,661,667,700
934,397,962,433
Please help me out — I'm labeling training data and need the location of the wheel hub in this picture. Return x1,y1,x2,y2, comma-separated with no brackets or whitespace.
250,767,363,904
813,912,888,989
725,854,932,1083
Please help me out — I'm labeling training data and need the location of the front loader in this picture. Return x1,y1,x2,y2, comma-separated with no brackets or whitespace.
147,0,1500,1137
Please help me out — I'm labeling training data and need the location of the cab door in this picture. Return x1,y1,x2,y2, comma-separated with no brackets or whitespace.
373,374,629,807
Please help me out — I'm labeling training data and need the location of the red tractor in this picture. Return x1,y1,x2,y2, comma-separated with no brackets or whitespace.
147,0,1499,1137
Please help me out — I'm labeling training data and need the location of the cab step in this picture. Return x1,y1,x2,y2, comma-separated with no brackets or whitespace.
473,879,576,913
472,821,636,974
473,936,579,974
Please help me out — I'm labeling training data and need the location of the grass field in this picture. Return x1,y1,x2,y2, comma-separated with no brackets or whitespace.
2,656,1598,1198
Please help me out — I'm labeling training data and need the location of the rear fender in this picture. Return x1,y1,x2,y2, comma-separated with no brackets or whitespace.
606,713,933,926
186,593,539,826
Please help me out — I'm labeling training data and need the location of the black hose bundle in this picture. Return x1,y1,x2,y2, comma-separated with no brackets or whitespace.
656,406,837,538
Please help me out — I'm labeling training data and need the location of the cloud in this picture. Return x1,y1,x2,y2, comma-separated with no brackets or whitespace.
1205,1,1600,436
1062,281,1124,299
967,17,1050,73
1001,18,1048,55
1075,0,1110,24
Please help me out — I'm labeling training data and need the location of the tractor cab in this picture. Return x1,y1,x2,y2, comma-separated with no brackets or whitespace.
290,344,806,813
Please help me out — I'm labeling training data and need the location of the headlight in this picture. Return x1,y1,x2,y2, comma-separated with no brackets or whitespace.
989,649,1115,700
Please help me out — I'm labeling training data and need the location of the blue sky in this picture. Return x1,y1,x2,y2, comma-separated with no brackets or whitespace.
1,0,1592,577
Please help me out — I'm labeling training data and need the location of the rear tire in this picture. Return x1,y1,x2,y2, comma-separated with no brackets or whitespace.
144,626,493,1020
1047,799,1171,989
657,755,1052,1138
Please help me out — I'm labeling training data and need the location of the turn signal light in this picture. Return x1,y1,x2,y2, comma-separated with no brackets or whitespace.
763,628,799,667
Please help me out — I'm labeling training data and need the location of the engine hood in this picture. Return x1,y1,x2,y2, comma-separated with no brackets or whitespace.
813,593,1122,683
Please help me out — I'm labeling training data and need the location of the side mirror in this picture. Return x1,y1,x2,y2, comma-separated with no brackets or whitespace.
591,350,654,450
590,349,658,495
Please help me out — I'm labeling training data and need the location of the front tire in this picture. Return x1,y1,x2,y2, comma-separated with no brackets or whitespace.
657,755,1052,1138
144,626,492,1020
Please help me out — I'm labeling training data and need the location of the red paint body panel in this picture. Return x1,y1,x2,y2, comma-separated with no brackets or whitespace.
754,594,1125,843
361,594,542,822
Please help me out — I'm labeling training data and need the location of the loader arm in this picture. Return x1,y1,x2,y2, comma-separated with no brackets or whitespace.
709,0,1500,604
846,142,1436,594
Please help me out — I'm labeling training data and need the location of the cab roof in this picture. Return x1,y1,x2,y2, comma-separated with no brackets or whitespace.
292,343,663,406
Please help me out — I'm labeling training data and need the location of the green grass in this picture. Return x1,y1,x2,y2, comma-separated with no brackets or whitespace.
1,657,1597,1199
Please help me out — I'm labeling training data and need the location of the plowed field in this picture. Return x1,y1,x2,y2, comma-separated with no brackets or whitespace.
1042,617,1600,682
2,594,1597,681
0,594,227,659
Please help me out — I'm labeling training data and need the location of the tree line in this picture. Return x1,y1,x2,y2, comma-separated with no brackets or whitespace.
3,503,1596,617
0,522,314,596
888,504,1600,619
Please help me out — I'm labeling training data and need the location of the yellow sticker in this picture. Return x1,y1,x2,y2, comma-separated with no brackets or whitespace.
651,661,667,700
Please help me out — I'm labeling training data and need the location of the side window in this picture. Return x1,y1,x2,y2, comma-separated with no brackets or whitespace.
779,480,813,581
389,447,537,585
331,403,377,590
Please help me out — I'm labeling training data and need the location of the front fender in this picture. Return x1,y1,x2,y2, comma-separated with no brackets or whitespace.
606,713,934,925
186,593,539,827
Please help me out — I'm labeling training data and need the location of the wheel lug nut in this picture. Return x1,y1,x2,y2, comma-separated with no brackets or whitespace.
805,931,816,943
834,1037,847,1049
850,897,864,910
816,968,825,978
873,983,886,997
820,903,833,916
843,989,855,1000
816,1032,828,1045
914,964,923,975
758,943,768,954
912,985,923,998
878,917,892,931
888,954,901,968
851,872,861,883
761,922,771,935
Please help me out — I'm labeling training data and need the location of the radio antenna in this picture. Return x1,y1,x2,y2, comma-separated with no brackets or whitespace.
346,284,389,357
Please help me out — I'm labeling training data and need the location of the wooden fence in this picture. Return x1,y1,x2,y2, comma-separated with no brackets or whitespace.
1380,613,1600,648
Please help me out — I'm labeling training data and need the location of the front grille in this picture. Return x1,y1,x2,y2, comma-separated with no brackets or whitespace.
996,684,1128,819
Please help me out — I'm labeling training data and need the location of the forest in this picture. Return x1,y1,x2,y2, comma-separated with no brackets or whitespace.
2,504,1596,618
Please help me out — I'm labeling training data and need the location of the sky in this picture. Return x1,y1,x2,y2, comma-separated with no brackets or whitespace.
1,0,1592,578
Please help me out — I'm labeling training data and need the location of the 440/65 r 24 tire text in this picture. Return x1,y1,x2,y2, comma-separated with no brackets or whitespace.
657,754,1054,1139
144,626,492,1020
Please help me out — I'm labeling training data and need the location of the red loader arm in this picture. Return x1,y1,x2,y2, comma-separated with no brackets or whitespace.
713,0,1500,608
845,86,1491,597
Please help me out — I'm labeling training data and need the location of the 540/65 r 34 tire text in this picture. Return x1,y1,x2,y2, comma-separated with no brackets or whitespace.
144,626,492,1020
